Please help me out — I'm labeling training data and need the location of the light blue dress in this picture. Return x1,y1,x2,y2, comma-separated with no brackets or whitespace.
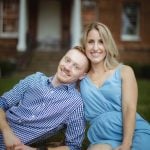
80,65,150,149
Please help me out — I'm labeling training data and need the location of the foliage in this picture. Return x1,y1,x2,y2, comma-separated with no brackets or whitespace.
137,80,150,122
0,60,17,77
128,63,150,79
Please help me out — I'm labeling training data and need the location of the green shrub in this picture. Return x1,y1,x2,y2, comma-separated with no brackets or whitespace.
0,60,17,77
127,63,150,79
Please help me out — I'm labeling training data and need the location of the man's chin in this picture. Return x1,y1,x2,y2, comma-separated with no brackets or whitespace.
58,77,70,84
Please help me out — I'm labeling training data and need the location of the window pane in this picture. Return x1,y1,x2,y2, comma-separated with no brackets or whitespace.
121,2,140,40
1,0,19,35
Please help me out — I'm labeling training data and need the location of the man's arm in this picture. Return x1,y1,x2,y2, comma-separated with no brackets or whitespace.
13,144,69,150
1,74,36,110
0,108,22,149
0,74,35,148
65,104,85,150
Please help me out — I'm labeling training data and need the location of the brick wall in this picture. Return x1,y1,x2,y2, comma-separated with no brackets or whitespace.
119,49,150,64
0,39,17,60
82,0,150,64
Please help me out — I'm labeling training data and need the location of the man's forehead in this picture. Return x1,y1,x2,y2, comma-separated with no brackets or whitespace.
66,49,84,57
65,49,87,64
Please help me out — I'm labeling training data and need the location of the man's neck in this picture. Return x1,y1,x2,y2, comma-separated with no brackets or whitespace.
51,75,61,87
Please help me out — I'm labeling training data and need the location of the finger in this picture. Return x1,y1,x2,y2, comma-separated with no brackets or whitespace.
13,143,23,150
6,146,14,150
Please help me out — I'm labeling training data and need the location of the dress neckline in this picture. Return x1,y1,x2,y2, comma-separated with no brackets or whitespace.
86,64,122,89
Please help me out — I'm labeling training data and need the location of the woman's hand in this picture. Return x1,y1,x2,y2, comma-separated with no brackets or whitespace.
114,144,131,150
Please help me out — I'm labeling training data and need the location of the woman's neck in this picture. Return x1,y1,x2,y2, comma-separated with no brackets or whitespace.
90,62,106,74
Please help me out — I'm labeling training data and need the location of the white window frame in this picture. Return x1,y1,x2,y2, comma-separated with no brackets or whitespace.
121,3,140,41
0,1,18,38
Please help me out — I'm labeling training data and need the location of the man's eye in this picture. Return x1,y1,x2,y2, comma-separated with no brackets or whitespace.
65,57,70,63
73,64,80,70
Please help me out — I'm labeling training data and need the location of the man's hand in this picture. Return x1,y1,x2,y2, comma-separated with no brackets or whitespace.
14,144,69,150
2,129,22,150
0,108,21,149
14,143,37,150
48,146,69,150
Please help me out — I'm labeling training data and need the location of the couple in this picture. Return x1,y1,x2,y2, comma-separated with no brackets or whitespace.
1,22,150,150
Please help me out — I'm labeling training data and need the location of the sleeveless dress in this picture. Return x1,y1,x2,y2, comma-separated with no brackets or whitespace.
80,65,150,149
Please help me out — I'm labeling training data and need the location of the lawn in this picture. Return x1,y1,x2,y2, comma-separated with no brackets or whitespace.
0,76,150,149
137,79,150,122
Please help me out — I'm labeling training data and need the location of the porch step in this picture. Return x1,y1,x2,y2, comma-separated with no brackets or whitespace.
17,50,66,77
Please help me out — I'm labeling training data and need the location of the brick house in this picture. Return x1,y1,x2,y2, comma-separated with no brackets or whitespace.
0,0,150,65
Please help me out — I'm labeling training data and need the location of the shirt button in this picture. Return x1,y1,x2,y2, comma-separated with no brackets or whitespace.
18,119,22,123
42,103,45,106
32,115,35,118
50,90,54,94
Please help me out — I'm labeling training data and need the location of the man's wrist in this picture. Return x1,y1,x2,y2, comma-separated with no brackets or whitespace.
37,146,48,150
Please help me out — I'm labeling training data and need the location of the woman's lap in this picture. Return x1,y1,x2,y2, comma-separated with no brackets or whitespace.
87,144,112,150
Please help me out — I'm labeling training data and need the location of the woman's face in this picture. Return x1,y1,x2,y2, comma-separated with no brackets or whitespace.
85,29,106,64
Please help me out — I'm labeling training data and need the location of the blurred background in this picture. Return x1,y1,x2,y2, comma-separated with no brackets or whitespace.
0,0,150,75
0,0,150,149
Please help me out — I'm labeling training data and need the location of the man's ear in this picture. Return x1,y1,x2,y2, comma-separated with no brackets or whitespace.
79,73,87,80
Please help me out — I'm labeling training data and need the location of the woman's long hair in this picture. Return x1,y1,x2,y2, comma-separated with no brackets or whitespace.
81,22,120,70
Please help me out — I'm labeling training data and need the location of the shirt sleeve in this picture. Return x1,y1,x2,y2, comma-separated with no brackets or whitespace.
65,102,86,150
0,73,36,111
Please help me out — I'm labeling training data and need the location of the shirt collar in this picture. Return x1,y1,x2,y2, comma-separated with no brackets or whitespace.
47,76,76,91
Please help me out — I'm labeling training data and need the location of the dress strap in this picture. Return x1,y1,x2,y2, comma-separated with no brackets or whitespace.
114,64,124,79
117,63,124,70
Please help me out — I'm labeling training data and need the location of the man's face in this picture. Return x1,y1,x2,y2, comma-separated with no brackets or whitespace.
55,49,88,85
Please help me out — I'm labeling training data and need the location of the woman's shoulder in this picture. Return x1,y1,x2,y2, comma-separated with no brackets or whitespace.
120,65,135,79
121,65,134,73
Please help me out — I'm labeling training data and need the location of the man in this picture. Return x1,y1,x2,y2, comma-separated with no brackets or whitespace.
0,46,89,150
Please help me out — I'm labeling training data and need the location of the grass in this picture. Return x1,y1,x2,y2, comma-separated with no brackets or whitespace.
0,76,22,95
137,79,150,122
0,75,150,149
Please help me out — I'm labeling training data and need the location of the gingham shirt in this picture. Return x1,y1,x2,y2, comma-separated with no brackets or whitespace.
0,72,85,150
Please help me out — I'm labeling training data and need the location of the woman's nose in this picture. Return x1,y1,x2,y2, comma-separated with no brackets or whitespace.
93,43,99,50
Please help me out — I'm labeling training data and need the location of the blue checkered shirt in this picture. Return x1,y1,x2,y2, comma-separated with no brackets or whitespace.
0,72,85,150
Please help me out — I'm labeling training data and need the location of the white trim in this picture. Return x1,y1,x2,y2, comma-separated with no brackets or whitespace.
121,35,140,41
71,0,82,47
0,33,18,38
17,0,27,52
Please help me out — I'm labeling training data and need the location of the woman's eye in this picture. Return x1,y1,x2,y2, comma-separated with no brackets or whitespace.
99,39,103,44
88,40,94,44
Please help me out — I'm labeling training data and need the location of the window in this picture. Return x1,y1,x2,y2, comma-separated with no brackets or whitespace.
82,0,98,26
121,2,140,41
0,0,19,38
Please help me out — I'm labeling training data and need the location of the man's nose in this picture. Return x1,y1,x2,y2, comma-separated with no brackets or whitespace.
64,63,72,71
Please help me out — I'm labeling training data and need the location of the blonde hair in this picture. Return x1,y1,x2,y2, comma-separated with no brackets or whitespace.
81,22,120,70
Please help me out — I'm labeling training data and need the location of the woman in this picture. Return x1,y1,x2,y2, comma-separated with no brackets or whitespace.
80,22,150,150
